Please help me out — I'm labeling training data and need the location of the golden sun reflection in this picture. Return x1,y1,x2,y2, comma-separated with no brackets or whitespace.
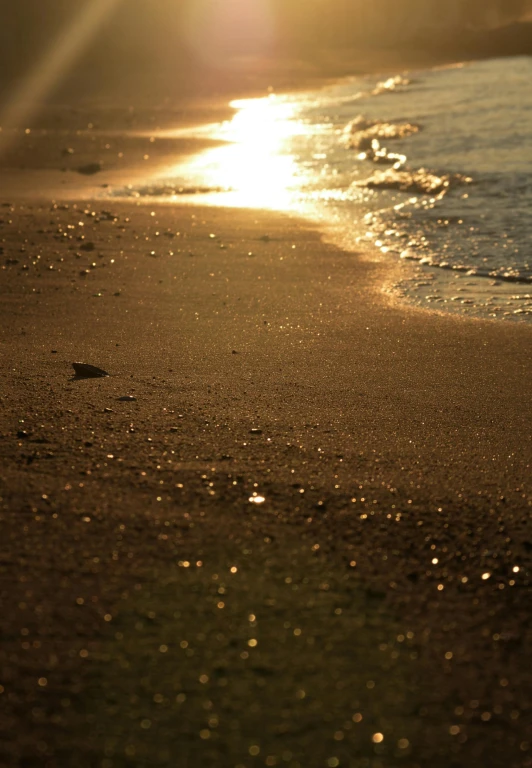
165,95,309,210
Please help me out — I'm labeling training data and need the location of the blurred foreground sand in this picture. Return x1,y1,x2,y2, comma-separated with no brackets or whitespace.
0,186,531,765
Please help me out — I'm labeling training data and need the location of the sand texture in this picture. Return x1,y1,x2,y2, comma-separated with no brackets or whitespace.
0,199,531,767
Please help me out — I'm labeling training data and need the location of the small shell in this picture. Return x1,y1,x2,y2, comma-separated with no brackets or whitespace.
72,362,109,378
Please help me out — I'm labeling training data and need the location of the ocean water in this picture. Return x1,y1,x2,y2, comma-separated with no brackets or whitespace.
115,56,532,320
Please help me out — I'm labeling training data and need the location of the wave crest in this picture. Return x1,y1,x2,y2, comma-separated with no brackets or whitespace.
344,116,421,151
356,168,472,196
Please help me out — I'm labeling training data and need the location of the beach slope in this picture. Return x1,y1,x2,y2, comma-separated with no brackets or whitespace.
0,200,531,767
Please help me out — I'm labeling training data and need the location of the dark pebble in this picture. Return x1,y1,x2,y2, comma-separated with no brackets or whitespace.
77,163,102,175
72,362,109,378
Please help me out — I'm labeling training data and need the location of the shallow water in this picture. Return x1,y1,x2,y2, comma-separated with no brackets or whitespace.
112,56,532,320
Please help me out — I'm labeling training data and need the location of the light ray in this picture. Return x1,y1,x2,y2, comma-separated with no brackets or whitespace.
0,0,123,157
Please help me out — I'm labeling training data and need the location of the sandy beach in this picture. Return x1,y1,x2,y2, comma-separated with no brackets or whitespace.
1,168,531,768
0,30,531,760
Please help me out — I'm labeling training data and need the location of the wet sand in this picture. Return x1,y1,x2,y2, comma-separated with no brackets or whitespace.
1,103,532,767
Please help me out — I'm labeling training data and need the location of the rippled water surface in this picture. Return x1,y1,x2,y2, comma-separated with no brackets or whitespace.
115,56,532,319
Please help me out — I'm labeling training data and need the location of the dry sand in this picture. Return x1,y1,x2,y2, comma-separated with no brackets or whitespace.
0,119,531,766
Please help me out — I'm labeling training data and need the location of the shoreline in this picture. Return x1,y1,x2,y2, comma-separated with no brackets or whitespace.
5,53,529,328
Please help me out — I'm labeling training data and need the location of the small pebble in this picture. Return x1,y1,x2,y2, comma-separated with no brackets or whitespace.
72,362,109,378
77,163,102,175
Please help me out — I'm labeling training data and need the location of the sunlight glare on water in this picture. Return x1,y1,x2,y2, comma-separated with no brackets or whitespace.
111,57,532,321
167,95,310,210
